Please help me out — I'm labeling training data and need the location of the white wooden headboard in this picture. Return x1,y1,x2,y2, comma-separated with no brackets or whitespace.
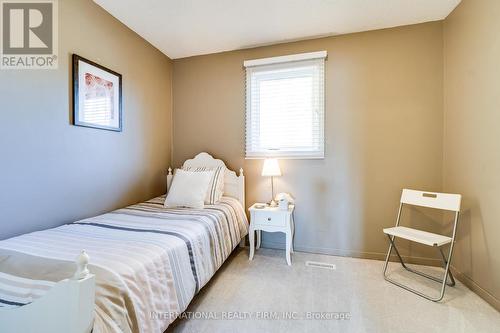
167,152,245,207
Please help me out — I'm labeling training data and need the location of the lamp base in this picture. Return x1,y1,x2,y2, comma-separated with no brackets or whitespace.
269,199,278,207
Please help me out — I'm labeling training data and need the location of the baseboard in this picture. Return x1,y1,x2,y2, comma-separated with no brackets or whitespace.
259,241,500,312
450,266,500,312
259,241,443,266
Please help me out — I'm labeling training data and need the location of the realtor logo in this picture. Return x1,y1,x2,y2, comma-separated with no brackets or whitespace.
1,0,58,69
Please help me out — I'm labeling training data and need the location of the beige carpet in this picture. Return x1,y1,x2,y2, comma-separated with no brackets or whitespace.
167,247,500,333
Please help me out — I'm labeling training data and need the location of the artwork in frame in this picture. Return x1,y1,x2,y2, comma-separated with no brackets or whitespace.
72,54,122,132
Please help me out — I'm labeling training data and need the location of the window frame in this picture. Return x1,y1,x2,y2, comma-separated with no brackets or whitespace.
244,51,326,159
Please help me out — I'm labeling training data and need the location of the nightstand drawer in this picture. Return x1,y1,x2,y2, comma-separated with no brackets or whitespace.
253,210,286,227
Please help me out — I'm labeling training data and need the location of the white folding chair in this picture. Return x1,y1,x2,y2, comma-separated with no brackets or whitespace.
382,189,461,301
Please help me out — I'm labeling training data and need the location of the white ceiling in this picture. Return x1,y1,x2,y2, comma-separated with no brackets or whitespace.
93,0,460,59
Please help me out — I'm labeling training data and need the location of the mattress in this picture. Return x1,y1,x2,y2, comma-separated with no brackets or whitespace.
0,196,248,333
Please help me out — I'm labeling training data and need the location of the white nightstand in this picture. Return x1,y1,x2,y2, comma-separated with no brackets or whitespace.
248,203,295,265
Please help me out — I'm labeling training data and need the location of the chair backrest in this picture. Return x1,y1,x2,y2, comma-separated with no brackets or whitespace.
401,189,461,212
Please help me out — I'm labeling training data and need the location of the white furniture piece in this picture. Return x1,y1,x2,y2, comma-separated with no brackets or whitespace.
0,153,246,333
383,188,461,302
0,251,95,333
248,203,295,265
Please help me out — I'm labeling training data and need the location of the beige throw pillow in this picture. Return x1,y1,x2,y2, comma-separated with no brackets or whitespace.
164,169,213,209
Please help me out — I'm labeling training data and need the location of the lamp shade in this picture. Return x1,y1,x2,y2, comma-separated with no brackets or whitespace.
261,158,282,177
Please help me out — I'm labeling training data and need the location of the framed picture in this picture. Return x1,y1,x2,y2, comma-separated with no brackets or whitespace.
72,54,122,132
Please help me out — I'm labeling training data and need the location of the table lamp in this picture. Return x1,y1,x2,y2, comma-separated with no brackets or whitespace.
262,158,282,207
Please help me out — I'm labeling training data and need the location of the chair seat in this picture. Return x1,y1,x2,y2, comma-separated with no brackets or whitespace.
383,226,452,247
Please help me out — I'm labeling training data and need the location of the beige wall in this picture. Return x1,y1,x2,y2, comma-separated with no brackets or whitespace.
0,0,173,238
173,22,444,262
1,0,496,311
444,0,500,309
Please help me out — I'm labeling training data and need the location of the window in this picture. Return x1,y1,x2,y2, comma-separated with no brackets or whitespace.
244,51,326,159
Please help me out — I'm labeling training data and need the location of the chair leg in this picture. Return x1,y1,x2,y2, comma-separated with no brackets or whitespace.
399,246,455,287
383,235,455,302
438,247,455,286
387,235,408,269
435,242,456,302
383,236,394,277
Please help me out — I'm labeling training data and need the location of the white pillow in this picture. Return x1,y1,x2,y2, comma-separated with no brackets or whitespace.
183,166,225,204
164,169,213,209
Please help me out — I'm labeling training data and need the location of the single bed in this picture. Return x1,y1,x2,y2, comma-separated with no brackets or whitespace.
0,153,248,333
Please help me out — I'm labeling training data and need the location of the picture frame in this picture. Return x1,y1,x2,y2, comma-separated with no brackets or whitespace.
72,54,122,132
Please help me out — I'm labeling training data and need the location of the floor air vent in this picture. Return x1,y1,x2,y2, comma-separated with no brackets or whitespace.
305,261,336,270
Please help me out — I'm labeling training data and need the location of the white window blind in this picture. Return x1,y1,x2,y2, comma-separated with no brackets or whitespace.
245,51,326,159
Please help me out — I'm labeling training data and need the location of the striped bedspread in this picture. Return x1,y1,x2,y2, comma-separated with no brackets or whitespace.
0,196,248,333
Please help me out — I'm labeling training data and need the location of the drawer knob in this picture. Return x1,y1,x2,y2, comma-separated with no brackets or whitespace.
267,217,271,221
